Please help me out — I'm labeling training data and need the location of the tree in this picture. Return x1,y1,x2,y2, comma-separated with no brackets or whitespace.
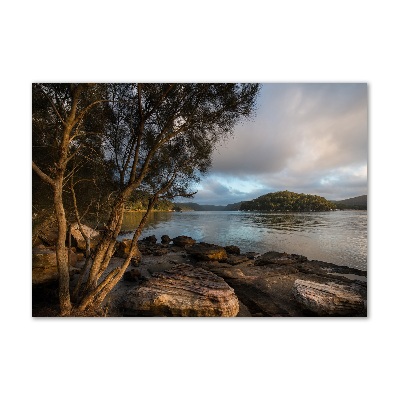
32,83,260,315
33,84,111,314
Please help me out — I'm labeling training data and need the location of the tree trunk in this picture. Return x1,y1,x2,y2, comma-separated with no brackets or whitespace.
54,182,72,315
77,196,157,312
85,193,129,291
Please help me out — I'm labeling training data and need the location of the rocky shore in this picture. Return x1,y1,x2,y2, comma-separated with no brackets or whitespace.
32,230,367,317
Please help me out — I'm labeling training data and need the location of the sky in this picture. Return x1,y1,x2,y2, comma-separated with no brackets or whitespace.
189,83,368,205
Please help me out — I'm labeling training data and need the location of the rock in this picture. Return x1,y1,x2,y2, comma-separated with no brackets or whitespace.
292,279,364,316
68,249,77,268
153,247,169,256
32,247,58,285
122,264,239,316
32,247,77,285
243,252,261,260
172,235,196,247
255,251,307,266
224,245,240,255
123,269,141,282
142,235,157,245
114,240,142,266
32,236,44,247
34,244,48,250
161,235,171,244
115,239,131,258
138,242,153,255
70,223,101,251
36,217,58,246
35,219,101,249
187,242,228,262
226,255,250,265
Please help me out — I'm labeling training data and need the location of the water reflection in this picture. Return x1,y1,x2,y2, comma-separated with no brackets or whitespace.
121,211,174,231
243,212,327,232
120,210,367,270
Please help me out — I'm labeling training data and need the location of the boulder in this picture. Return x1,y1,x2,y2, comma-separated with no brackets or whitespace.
226,255,250,265
255,251,307,266
161,235,171,244
70,223,101,251
114,239,132,258
172,235,196,247
123,268,141,282
36,217,58,246
292,279,364,316
142,235,157,245
122,264,239,317
32,247,77,285
243,252,261,260
114,240,142,266
224,245,240,255
187,242,228,262
32,248,58,285
32,236,44,247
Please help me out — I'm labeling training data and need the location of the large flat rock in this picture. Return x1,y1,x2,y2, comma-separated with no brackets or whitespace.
292,279,365,316
121,264,239,317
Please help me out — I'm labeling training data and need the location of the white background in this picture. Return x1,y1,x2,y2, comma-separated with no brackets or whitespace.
1,1,399,399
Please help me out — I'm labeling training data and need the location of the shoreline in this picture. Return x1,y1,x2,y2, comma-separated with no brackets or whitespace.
117,233,367,273
110,238,367,317
119,210,367,272
33,235,367,317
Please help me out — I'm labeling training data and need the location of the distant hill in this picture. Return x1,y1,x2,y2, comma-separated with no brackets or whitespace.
331,195,367,210
173,202,226,211
173,201,243,211
173,193,367,212
239,191,336,212
224,202,243,211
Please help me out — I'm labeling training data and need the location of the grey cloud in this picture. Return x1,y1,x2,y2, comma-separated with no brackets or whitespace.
191,177,250,205
202,180,231,196
212,83,367,177
193,83,368,204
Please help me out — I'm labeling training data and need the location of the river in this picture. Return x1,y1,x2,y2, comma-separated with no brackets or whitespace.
120,210,367,271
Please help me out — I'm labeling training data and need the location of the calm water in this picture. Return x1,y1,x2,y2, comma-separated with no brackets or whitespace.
120,210,367,271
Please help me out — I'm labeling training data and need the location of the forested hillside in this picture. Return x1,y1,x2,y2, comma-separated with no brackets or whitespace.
332,195,367,210
239,191,336,212
172,202,226,211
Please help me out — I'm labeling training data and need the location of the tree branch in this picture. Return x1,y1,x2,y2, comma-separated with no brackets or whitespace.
32,161,55,187
39,85,67,126
72,99,110,129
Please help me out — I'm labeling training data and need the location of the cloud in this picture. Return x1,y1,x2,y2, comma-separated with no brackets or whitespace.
191,83,368,204
192,177,251,205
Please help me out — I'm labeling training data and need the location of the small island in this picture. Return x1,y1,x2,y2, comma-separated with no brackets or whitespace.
239,190,337,212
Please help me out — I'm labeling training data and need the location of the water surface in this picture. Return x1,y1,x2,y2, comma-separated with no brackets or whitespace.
120,210,367,270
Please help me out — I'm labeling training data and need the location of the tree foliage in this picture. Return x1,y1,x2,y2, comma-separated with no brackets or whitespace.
32,84,116,225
